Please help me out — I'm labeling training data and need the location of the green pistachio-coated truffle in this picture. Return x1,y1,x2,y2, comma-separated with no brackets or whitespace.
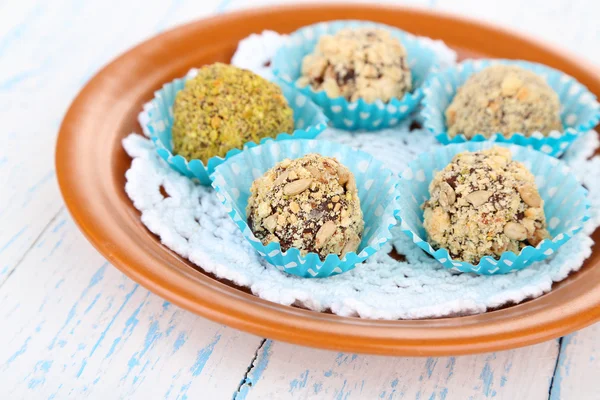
172,63,294,162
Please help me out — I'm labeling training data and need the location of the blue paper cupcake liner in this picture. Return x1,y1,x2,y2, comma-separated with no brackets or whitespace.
211,139,400,278
144,74,328,185
272,20,441,131
422,59,600,157
397,142,590,275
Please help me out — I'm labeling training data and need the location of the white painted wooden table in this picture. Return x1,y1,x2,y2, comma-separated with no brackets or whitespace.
1,0,599,398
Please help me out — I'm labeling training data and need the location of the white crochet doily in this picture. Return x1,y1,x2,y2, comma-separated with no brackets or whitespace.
123,31,600,320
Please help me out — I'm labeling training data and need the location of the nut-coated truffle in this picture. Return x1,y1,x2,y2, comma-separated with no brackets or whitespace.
445,65,562,139
172,63,294,162
422,146,550,264
297,28,412,103
247,154,364,259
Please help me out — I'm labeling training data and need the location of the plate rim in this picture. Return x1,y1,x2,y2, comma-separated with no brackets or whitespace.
56,3,600,356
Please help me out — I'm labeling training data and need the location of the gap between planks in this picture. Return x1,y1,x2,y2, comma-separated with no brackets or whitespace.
234,338,268,399
228,338,561,399
548,337,564,399
0,206,65,291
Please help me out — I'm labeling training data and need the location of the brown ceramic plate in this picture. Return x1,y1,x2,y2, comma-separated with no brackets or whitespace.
56,4,600,356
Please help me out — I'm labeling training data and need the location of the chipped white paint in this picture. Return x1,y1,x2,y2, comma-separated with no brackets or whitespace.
550,324,600,400
0,210,264,398
0,0,599,399
239,340,560,400
0,0,218,287
435,0,600,66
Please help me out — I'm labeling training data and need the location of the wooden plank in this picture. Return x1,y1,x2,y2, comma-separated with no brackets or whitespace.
225,1,576,398
1,2,265,397
435,0,600,65
0,0,65,287
550,324,600,400
0,210,263,399
1,0,597,398
0,0,261,398
0,0,220,287
237,339,560,399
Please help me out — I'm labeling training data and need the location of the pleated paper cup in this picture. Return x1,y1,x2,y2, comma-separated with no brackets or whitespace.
422,59,600,157
212,139,400,278
397,142,590,274
143,74,328,185
272,20,441,131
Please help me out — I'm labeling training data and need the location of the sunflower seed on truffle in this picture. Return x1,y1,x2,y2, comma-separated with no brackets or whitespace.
315,221,337,248
518,184,542,208
337,166,350,185
438,182,456,207
528,229,547,247
341,232,361,257
283,179,312,196
504,222,528,240
305,165,322,180
346,175,357,192
466,190,492,207
273,170,290,186
263,214,278,232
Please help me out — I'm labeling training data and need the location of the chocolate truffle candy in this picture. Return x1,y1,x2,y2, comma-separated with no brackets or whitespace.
422,146,550,264
246,154,364,260
297,28,412,103
172,63,294,163
445,65,562,139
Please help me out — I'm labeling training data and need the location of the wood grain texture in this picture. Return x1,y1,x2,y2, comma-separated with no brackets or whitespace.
0,1,64,287
0,1,263,399
550,324,600,400
0,0,599,398
0,210,263,398
435,0,600,65
0,0,218,287
238,340,560,399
